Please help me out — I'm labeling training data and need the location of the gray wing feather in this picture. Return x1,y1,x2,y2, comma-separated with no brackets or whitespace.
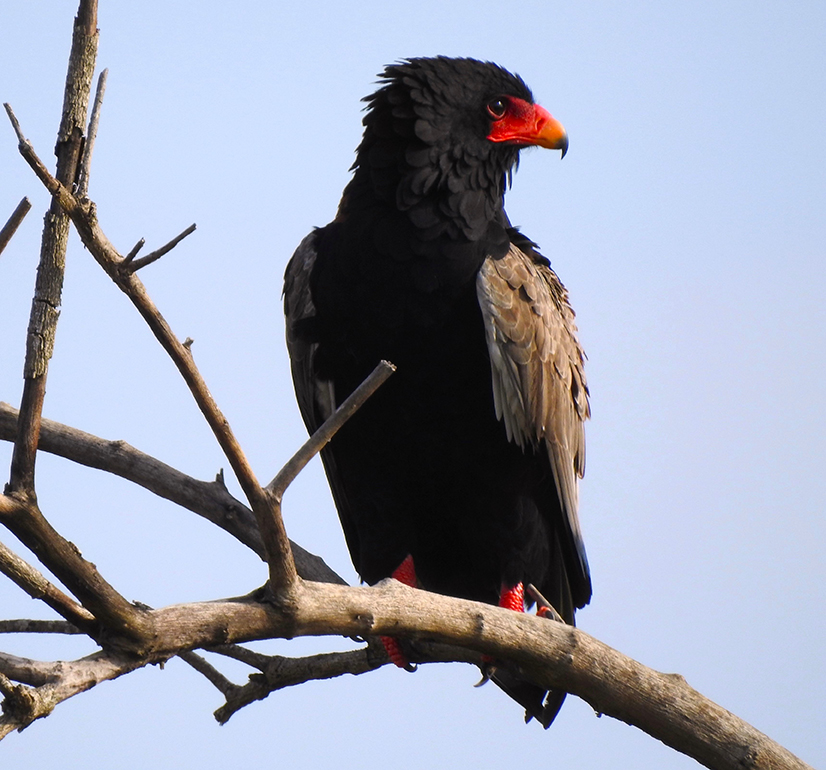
476,244,590,588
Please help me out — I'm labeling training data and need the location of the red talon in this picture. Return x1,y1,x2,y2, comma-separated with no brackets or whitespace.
382,555,417,669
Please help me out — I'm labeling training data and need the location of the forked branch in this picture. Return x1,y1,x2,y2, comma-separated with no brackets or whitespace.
3,109,298,598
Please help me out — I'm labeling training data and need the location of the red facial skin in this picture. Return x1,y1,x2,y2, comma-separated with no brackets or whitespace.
486,96,568,157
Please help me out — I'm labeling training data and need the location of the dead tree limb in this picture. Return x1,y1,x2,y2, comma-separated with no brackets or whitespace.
0,401,344,585
75,67,107,198
0,620,80,635
2,580,810,770
125,223,197,272
6,0,98,497
0,538,95,630
267,360,396,498
0,649,144,739
2,114,298,596
0,197,31,258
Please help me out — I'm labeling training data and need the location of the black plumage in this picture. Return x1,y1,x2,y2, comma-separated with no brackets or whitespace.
284,56,590,726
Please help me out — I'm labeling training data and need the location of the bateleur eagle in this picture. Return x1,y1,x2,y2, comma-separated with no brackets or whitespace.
284,56,591,727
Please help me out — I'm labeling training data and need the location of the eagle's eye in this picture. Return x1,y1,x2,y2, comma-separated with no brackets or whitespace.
486,98,508,120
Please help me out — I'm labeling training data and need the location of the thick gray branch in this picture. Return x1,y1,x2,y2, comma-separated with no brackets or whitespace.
137,581,813,770
6,0,98,495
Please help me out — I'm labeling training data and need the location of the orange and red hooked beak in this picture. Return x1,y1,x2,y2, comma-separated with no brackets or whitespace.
486,97,568,158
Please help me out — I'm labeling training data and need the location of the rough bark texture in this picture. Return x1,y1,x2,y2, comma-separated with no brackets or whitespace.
90,582,821,770
9,0,98,494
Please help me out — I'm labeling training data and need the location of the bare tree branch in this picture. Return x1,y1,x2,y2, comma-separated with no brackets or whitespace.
0,402,345,585
1,119,299,596
267,360,396,498
0,197,31,258
0,620,80,635
0,493,152,643
178,651,237,697
199,644,274,670
1,656,51,690
126,223,196,272
5,0,98,497
122,237,145,263
0,652,88,687
142,582,813,770
75,67,107,198
214,645,386,724
2,580,805,770
0,650,145,738
0,536,95,631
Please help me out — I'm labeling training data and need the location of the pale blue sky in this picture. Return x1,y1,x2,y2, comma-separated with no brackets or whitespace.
1,2,824,768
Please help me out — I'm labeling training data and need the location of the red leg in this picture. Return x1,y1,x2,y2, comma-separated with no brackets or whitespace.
481,582,526,665
392,554,417,589
381,555,417,669
498,582,525,613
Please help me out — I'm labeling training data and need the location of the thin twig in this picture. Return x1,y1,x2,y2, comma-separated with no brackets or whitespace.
178,651,237,696
76,67,108,197
126,223,196,271
0,531,96,631
0,620,81,635
526,583,564,622
267,360,396,498
0,197,32,258
202,644,273,670
3,106,64,201
3,103,25,144
123,237,145,264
